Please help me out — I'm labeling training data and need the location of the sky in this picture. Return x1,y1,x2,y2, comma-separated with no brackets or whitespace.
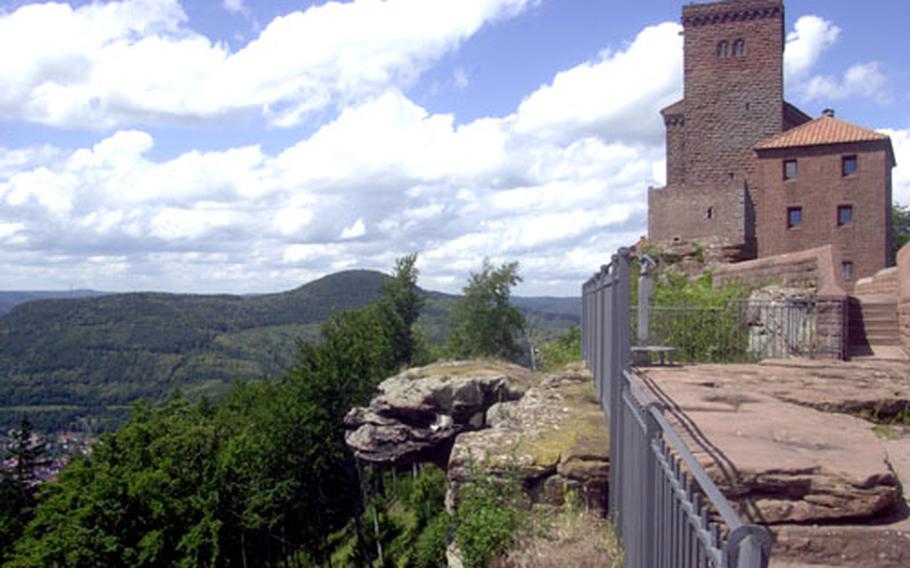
0,0,908,296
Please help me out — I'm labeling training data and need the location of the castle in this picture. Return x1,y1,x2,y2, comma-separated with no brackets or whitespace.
648,0,896,284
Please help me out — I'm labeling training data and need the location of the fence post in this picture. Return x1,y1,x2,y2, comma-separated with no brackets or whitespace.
608,248,632,521
727,524,773,568
642,402,663,568
638,271,651,345
638,256,654,346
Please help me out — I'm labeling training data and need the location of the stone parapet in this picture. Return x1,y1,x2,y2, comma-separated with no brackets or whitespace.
896,244,910,355
815,296,847,360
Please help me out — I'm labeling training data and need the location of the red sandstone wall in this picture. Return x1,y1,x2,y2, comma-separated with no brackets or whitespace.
713,244,845,296
648,184,748,246
650,1,785,253
664,114,686,186
853,268,899,297
681,0,784,189
714,245,847,359
755,141,891,283
897,244,910,354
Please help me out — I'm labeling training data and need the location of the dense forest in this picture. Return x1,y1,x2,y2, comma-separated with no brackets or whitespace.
0,255,549,567
0,270,578,433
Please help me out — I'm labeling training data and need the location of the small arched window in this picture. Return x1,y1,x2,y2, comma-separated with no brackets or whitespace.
732,39,745,57
706,207,715,220
717,41,730,58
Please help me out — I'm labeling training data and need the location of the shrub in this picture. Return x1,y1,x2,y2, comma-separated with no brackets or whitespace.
649,270,750,362
414,513,449,568
537,326,581,371
454,468,525,568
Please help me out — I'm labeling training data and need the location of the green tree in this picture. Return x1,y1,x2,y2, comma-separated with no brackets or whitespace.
448,260,525,361
0,415,45,564
892,204,910,261
9,274,409,565
380,253,425,367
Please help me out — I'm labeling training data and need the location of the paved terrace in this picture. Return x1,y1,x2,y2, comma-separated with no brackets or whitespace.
640,359,910,567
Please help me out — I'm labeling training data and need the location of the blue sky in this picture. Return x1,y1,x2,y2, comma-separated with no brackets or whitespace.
0,0,907,295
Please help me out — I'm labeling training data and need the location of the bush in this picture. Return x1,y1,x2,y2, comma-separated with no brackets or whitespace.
454,468,525,568
537,326,581,371
414,513,449,568
649,270,750,363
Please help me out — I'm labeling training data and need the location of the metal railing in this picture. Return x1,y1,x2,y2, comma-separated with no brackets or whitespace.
582,248,772,568
647,299,818,362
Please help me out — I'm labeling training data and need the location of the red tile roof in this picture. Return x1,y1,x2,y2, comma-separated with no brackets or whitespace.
756,115,890,150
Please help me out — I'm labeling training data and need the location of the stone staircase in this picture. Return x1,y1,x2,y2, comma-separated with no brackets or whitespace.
848,295,904,359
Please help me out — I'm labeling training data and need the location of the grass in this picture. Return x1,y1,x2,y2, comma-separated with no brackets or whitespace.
497,504,623,567
872,424,902,440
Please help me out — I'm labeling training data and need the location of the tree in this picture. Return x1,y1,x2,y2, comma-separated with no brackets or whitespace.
7,257,420,566
892,204,910,261
380,253,425,367
0,415,46,564
448,260,525,361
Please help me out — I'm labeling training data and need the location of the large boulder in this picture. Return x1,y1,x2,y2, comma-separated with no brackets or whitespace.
447,367,610,512
344,361,531,466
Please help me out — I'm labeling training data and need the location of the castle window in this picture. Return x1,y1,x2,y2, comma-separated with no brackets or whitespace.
717,41,730,58
837,205,853,226
842,261,854,282
706,207,714,220
732,39,746,57
783,159,798,180
842,155,858,177
787,207,802,229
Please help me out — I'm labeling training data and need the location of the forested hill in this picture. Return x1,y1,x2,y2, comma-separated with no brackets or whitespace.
0,290,105,315
0,270,579,432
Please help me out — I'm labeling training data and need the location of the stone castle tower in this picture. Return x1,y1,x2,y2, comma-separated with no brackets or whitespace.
650,0,811,261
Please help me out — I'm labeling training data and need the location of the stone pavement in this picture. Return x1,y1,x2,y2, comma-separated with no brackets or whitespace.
642,359,910,567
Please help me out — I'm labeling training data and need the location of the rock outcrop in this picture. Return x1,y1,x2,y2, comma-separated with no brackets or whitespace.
447,368,610,512
643,360,905,524
344,361,532,465
344,361,611,512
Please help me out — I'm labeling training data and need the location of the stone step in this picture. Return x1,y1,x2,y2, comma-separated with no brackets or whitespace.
854,323,900,330
850,328,901,337
849,338,902,347
851,310,899,318
850,325,900,334
852,320,899,326
851,308,899,314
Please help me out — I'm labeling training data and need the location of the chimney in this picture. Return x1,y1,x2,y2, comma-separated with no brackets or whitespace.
822,108,836,118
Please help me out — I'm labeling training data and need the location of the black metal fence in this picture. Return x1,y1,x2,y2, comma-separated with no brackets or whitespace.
582,248,772,568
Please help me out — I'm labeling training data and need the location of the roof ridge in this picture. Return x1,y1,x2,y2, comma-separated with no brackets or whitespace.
755,114,889,150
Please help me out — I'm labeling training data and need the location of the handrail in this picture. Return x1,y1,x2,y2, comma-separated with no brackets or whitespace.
581,247,772,568
625,369,744,529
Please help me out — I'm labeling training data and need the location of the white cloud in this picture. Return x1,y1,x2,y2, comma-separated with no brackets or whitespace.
223,0,245,15
5,11,898,296
453,67,470,90
784,15,891,105
884,129,910,206
512,22,682,143
341,218,366,240
802,62,891,104
0,0,534,129
785,16,840,81
0,76,662,293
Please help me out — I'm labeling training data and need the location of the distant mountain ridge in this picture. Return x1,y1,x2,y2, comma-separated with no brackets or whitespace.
0,290,106,315
0,270,579,432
